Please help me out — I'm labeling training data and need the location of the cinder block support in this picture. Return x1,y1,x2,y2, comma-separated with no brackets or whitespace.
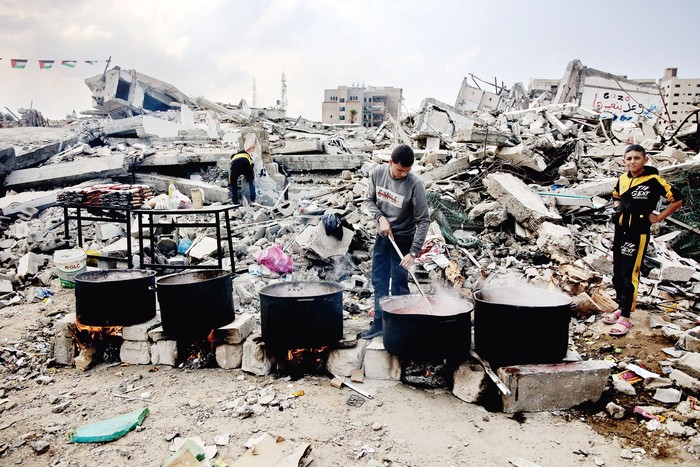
216,343,244,369
121,315,161,341
327,343,367,377
52,337,76,366
452,361,487,403
498,360,610,413
215,313,256,344
52,313,77,366
151,340,178,366
363,338,400,381
241,333,272,376
120,340,151,365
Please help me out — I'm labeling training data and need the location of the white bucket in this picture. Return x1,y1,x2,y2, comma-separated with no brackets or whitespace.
53,249,87,288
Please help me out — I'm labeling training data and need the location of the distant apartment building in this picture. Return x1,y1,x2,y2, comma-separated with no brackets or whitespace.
322,85,402,127
659,68,700,126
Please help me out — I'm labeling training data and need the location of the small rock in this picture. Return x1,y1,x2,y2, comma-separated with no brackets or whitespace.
612,375,636,396
605,402,625,419
51,401,71,413
371,422,382,431
653,388,682,404
31,440,50,454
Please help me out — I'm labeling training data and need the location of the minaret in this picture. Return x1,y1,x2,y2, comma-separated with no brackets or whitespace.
280,73,288,110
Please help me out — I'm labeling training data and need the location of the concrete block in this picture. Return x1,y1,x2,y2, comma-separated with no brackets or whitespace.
484,172,561,231
17,252,41,277
669,369,700,393
658,262,696,283
148,326,168,342
241,333,271,376
498,360,610,413
327,344,367,377
363,338,400,381
233,283,255,305
536,222,576,257
676,327,700,352
583,253,613,275
187,237,218,260
215,343,244,369
496,144,547,172
96,223,126,241
0,279,13,294
121,315,161,341
676,352,700,379
452,361,487,403
151,340,178,366
54,313,77,338
216,313,256,344
52,337,76,366
120,340,151,365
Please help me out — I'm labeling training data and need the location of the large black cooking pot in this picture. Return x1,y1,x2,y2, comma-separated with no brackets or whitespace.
474,285,572,368
381,294,474,361
156,269,234,338
260,281,343,351
74,269,157,326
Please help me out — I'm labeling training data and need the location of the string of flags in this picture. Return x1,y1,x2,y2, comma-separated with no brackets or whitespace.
1,58,109,69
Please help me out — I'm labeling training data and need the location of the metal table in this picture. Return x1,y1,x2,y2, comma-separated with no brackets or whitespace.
61,204,135,268
133,205,236,271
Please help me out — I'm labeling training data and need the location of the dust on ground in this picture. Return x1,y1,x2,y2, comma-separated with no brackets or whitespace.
0,281,697,466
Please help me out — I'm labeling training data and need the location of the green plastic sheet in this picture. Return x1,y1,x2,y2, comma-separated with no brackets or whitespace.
69,407,149,443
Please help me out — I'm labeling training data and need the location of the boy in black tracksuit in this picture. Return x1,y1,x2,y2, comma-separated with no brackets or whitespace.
604,144,684,337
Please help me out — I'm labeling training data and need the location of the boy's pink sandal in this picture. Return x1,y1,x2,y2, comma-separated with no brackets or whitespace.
602,309,622,325
609,319,632,337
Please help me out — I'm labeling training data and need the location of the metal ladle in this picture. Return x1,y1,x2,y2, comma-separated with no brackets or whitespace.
387,235,433,314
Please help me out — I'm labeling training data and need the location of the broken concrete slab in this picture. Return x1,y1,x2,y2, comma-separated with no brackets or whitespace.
139,147,230,167
134,174,230,203
273,139,323,155
0,190,59,216
272,153,367,171
414,98,478,138
484,172,561,230
496,144,547,172
4,155,129,190
0,126,81,170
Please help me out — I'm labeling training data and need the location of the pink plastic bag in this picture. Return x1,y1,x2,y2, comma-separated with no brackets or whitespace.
257,244,293,273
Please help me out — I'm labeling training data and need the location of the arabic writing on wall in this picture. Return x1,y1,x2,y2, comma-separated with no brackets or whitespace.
590,91,658,122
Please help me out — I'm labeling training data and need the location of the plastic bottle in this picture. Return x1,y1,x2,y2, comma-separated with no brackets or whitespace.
168,181,176,197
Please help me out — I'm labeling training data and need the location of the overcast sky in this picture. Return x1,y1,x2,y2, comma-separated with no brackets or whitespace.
2,0,699,122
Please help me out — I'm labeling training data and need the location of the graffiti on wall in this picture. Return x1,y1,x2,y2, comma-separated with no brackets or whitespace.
586,89,661,123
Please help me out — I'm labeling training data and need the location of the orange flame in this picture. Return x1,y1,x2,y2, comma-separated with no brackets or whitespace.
286,347,328,363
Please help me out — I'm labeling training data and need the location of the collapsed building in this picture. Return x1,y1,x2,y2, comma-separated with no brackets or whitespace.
1,59,700,463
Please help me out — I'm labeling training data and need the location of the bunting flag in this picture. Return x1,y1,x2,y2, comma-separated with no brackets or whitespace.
2,57,107,69
11,59,28,69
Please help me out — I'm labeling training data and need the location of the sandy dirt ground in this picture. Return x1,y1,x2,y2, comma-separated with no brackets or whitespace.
0,278,697,467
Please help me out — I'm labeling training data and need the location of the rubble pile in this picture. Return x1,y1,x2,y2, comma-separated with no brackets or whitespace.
1,63,700,463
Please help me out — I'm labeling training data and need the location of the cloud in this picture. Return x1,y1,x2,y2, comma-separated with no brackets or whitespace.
60,23,113,41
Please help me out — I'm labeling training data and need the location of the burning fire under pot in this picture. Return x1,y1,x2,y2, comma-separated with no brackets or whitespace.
72,269,158,365
70,268,236,369
259,281,344,377
380,293,474,388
